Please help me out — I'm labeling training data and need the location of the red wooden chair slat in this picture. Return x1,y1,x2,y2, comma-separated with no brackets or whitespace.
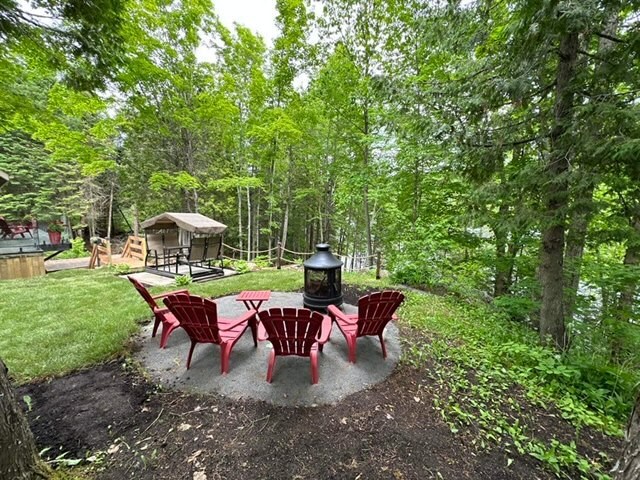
257,308,332,384
327,291,405,363
163,293,257,374
128,277,187,348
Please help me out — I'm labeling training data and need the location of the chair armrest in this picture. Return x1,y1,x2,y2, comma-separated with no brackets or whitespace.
152,289,189,300
257,323,268,341
219,309,257,331
327,304,347,322
328,305,358,325
316,315,332,344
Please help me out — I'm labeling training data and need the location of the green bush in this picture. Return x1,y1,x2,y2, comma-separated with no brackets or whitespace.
230,260,250,273
253,255,272,269
107,263,131,275
175,274,192,286
57,237,89,259
492,295,538,322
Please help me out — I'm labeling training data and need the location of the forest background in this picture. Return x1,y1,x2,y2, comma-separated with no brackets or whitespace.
1,0,639,424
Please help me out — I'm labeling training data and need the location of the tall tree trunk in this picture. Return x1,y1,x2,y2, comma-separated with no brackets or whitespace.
254,189,260,254
505,236,520,292
494,204,510,297
563,182,595,322
539,30,579,350
133,204,139,238
363,106,373,267
246,186,251,262
280,198,289,251
612,215,640,359
106,180,114,240
89,182,97,238
308,221,314,252
564,12,617,323
267,138,277,254
614,393,640,480
237,186,243,256
324,176,334,243
0,359,49,480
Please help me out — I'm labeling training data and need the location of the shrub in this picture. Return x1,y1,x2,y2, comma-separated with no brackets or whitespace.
492,295,538,322
253,255,271,269
175,274,192,286
108,263,131,275
57,237,89,259
230,260,250,274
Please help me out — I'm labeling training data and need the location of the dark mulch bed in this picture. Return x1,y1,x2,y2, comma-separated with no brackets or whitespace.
13,284,622,479
18,361,548,480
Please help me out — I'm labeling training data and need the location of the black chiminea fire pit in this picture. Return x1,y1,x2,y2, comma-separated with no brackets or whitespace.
303,243,343,311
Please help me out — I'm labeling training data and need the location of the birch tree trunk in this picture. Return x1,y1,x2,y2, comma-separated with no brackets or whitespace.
106,181,114,240
363,109,373,267
281,199,289,251
246,186,251,262
237,186,243,255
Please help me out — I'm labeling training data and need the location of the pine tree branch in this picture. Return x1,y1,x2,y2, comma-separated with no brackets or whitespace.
594,31,626,44
470,135,542,148
577,49,616,65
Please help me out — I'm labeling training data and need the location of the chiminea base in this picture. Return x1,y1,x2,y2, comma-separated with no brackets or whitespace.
303,294,343,312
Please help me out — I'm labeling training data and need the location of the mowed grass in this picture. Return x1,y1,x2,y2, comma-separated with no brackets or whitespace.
0,269,148,383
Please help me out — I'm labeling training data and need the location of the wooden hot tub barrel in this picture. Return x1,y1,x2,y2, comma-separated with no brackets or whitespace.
0,253,45,280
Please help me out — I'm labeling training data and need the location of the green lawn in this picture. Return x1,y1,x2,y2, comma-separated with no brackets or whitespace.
1,269,146,383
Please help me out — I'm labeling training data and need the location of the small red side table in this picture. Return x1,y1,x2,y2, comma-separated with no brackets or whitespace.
236,291,271,345
236,290,271,311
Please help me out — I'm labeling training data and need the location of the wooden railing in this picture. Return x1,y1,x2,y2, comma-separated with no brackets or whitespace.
121,235,146,262
89,238,111,269
89,235,146,269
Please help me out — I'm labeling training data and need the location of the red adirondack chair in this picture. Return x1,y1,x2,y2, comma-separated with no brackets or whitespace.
327,291,405,363
163,293,257,374
257,307,332,384
0,217,28,239
128,277,186,348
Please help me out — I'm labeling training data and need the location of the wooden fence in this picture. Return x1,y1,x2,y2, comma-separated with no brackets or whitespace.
121,235,146,262
89,235,146,269
89,239,111,269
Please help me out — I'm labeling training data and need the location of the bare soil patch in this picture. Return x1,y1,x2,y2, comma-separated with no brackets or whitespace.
19,361,548,480
14,284,622,479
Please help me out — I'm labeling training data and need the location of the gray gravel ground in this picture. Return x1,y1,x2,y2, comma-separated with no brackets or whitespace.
136,292,400,406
